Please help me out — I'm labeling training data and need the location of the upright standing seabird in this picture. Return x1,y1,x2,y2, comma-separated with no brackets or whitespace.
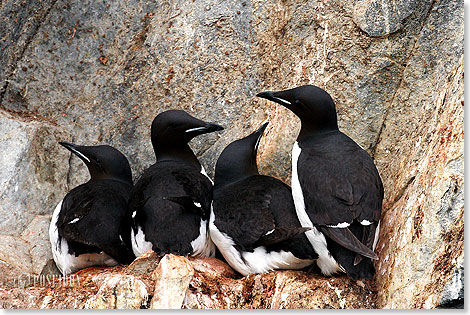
49,142,135,275
129,110,223,258
257,85,383,279
210,122,316,276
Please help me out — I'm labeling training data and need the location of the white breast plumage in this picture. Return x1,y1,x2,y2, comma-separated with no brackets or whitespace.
131,224,153,258
209,203,314,276
291,142,343,276
191,218,216,257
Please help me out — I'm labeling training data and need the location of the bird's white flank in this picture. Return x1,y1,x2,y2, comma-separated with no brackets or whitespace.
291,142,342,276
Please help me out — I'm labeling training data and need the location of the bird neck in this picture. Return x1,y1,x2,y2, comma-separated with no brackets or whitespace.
214,163,258,191
154,143,201,169
86,164,133,185
298,123,339,142
88,171,133,186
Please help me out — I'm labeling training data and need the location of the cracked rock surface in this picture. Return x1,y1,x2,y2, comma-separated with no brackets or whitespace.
0,0,463,309
0,252,378,309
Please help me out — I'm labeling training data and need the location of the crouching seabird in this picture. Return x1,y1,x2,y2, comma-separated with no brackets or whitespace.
210,122,316,276
129,110,223,258
49,142,135,275
257,85,384,280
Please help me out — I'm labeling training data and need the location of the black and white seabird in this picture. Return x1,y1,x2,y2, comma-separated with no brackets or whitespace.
129,110,223,258
49,142,135,275
210,122,317,276
257,85,383,280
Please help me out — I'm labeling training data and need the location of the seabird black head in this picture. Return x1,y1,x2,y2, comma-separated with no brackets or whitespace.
59,142,133,184
256,85,338,138
214,122,269,189
150,110,224,166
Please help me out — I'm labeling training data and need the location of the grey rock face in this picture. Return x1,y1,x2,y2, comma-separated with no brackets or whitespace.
0,0,56,97
0,109,70,282
352,0,420,36
371,0,463,307
0,110,69,236
0,0,464,309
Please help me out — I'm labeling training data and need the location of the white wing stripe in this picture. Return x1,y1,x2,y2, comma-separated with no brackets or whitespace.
327,222,350,228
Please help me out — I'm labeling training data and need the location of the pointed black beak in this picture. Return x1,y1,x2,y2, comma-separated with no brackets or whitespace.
256,90,293,108
185,122,224,137
203,122,224,133
254,121,269,137
59,141,91,163
256,91,274,100
253,121,269,152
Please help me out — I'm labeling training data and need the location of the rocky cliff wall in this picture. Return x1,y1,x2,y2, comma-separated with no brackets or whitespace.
0,0,463,309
